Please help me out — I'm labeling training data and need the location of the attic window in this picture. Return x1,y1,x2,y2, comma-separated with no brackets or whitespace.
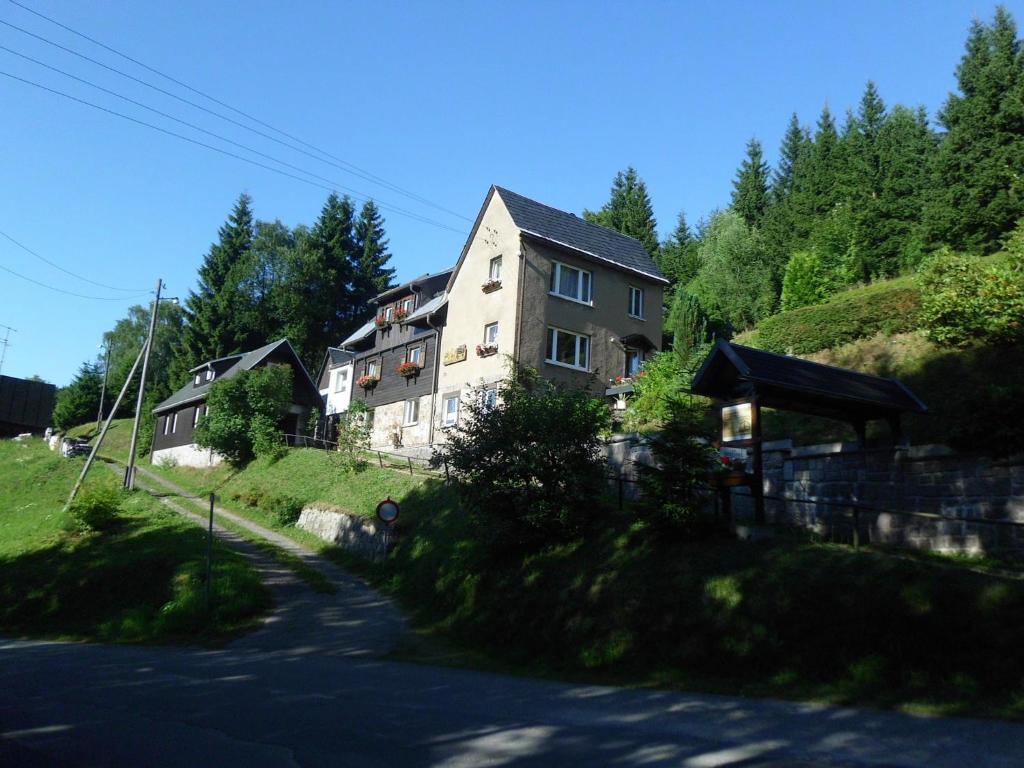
205,369,214,382
194,374,202,386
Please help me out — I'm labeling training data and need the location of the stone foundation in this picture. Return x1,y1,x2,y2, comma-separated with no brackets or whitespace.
368,395,433,451
296,505,392,562
151,443,221,469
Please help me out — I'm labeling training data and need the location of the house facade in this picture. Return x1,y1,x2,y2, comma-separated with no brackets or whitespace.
151,338,322,467
334,186,666,453
316,347,355,417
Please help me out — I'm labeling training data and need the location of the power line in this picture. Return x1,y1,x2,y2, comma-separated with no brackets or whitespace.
0,69,468,234
0,226,145,292
0,44,465,232
1,9,473,223
0,261,151,300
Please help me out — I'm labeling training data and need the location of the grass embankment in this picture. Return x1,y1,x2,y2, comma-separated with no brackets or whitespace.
0,438,269,644
123,437,1024,719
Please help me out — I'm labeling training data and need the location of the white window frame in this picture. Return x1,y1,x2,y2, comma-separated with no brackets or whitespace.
193,404,203,428
366,359,379,378
401,297,414,314
626,348,643,377
170,412,178,433
162,414,171,435
403,398,419,426
194,373,202,386
385,306,394,322
205,369,214,382
441,393,459,427
489,256,502,281
482,387,498,412
549,260,593,305
407,345,424,366
545,326,591,372
334,369,349,393
628,286,645,320
483,322,499,345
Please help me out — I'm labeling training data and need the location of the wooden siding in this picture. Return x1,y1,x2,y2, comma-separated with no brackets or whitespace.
351,332,438,408
152,403,203,451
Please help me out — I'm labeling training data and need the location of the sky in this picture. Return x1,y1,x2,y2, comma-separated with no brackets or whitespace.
1,0,1021,386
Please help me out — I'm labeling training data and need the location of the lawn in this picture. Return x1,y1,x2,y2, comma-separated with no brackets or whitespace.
0,437,269,644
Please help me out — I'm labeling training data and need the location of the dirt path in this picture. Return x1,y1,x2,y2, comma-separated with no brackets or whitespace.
127,463,407,659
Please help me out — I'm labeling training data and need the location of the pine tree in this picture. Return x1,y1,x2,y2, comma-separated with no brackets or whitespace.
730,138,771,227
52,362,103,430
353,200,396,302
803,105,841,218
771,113,811,202
172,194,255,386
926,7,1024,252
583,167,660,257
657,211,701,291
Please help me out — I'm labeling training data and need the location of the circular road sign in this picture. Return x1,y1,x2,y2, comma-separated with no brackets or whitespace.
376,497,400,525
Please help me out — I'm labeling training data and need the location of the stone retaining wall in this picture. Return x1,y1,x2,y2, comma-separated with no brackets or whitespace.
296,505,392,562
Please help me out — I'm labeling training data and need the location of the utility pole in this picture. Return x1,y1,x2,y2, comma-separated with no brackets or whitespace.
0,324,16,377
96,339,112,432
124,279,162,490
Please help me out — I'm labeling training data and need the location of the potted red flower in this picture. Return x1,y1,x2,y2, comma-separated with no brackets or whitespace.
357,374,380,390
476,343,498,357
374,315,391,330
481,278,502,294
397,361,421,378
395,307,409,322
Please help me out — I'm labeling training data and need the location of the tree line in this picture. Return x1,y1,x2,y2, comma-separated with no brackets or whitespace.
585,7,1024,351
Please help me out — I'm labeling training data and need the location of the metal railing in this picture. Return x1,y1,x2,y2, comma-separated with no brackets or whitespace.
280,432,445,478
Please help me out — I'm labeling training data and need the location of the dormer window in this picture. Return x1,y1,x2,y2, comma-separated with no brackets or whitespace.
194,374,202,386
205,369,215,382
385,306,394,322
401,297,414,314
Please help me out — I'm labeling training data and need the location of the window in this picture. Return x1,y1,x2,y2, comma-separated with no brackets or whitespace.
401,297,414,314
193,404,204,428
407,346,424,366
489,256,502,281
549,261,592,304
442,393,459,426
385,306,394,322
194,373,202,386
482,387,498,411
628,286,645,319
205,369,214,382
170,412,178,433
626,349,642,377
545,327,590,371
162,414,171,435
484,322,499,345
403,398,419,425
334,369,349,393
366,359,379,377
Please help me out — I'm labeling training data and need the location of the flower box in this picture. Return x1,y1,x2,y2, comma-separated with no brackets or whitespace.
395,308,409,322
397,361,422,378
476,343,498,357
357,374,380,390
374,316,391,330
481,279,502,294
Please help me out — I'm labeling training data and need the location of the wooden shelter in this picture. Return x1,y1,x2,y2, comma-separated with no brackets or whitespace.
691,340,927,523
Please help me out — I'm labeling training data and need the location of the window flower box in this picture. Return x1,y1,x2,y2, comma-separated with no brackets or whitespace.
610,375,634,385
374,316,391,330
395,307,409,322
397,361,422,378
476,343,498,357
481,278,502,294
357,374,380,390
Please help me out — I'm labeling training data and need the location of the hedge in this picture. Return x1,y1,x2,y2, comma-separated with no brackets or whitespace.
753,276,921,355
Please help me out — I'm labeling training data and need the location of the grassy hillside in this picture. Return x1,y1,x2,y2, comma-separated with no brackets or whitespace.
0,438,268,643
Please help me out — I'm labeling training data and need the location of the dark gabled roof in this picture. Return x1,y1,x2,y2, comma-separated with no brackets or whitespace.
154,338,317,414
315,347,355,391
691,340,927,421
371,267,454,305
494,186,668,284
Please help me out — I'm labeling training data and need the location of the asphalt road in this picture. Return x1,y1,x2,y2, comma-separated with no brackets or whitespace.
2,466,1022,767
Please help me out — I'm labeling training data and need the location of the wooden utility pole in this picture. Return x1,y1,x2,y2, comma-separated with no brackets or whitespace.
124,279,162,490
96,340,112,432
0,324,16,377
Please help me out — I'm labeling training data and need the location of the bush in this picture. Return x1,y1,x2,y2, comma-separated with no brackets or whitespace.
917,246,1023,347
623,349,711,431
755,277,921,354
68,484,123,532
780,250,831,311
259,494,303,527
434,364,610,555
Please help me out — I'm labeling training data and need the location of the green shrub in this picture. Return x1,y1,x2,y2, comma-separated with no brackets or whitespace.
780,250,831,311
917,246,1024,347
68,485,123,532
755,277,921,354
259,494,303,527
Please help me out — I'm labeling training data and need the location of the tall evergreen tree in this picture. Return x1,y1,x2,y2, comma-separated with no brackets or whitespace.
657,211,701,290
771,113,811,202
353,200,396,302
803,105,841,218
730,138,771,227
584,167,660,257
171,194,255,386
926,7,1024,252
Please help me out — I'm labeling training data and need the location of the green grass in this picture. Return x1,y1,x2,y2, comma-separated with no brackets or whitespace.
0,438,269,644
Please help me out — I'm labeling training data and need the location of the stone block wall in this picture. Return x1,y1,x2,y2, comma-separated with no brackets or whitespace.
731,440,1024,557
297,505,392,562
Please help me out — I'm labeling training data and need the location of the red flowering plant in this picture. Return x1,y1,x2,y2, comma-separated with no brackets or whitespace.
481,278,502,293
395,307,409,322
476,343,498,357
374,315,391,329
716,453,747,473
357,374,380,390
397,361,421,378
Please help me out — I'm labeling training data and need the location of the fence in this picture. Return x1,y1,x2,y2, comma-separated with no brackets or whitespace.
281,432,444,478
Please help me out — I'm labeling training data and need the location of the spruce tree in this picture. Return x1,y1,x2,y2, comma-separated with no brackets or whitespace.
353,200,396,302
771,113,811,202
926,7,1024,252
657,211,701,292
172,194,255,386
730,138,771,227
804,105,841,218
583,167,660,257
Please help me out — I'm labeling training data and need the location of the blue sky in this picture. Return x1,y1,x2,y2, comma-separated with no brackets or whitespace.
1,0,1019,386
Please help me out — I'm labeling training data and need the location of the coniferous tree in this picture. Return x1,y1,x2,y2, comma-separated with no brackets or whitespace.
583,167,660,258
802,105,842,218
730,138,771,227
353,200,396,303
171,194,255,386
657,212,701,294
52,362,104,431
926,7,1024,253
771,113,811,202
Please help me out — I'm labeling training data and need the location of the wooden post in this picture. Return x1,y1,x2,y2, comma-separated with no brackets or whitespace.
751,396,765,525
205,493,214,614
